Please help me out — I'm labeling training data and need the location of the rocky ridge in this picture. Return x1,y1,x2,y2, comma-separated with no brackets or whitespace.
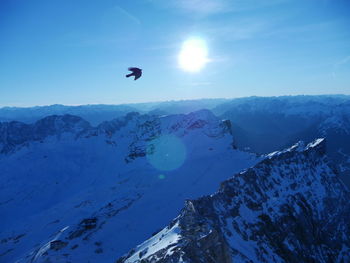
118,138,350,263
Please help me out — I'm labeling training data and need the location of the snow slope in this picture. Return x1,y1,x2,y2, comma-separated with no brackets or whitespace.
0,110,258,263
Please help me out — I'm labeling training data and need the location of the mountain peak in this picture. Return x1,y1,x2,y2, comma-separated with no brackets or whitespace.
34,114,90,130
266,138,326,159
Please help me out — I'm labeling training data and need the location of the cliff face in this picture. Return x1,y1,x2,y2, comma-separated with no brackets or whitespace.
118,138,350,263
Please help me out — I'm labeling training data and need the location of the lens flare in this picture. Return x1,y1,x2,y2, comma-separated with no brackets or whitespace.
147,135,186,171
178,37,209,72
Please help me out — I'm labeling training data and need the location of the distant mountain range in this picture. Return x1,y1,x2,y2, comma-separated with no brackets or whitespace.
210,95,350,186
0,99,227,125
2,95,349,183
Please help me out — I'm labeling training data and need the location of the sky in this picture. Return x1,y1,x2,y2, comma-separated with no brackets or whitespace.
0,0,349,106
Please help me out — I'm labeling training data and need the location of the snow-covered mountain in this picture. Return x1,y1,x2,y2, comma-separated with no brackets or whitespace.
2,96,349,182
3,96,349,172
118,138,350,263
0,110,258,263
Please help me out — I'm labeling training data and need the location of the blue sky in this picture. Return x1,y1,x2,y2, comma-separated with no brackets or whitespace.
0,0,349,106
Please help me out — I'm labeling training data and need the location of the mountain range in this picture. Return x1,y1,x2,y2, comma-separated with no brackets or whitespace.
1,95,349,262
2,95,349,184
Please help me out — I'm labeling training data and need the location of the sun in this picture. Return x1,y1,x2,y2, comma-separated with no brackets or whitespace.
178,38,209,72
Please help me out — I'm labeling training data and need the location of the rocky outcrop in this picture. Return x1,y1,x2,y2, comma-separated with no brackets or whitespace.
49,240,67,251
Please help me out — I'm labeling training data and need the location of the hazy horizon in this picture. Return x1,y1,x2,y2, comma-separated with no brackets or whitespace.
0,93,349,108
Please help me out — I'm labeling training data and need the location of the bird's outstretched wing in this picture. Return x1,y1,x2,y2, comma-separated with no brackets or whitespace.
126,67,142,80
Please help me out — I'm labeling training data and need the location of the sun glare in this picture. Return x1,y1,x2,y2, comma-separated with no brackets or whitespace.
178,38,209,72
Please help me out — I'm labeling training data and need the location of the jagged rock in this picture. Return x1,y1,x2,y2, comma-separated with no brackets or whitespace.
68,217,98,239
80,217,98,229
50,240,68,251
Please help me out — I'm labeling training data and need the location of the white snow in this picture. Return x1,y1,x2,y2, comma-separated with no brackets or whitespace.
124,222,181,262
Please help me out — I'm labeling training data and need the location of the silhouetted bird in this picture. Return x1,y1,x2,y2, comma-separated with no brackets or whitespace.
126,67,142,80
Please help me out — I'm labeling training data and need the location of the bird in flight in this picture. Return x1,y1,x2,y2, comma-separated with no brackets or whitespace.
126,67,142,80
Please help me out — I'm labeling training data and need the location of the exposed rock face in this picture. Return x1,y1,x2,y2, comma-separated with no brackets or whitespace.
68,217,98,239
118,138,350,263
49,240,68,251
